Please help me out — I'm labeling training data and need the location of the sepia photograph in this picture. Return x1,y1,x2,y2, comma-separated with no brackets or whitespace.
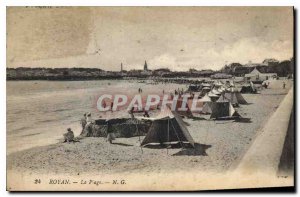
6,6,294,191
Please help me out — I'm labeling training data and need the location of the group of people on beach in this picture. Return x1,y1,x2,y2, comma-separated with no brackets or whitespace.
79,113,115,144
63,112,93,143
174,88,184,96
63,112,115,144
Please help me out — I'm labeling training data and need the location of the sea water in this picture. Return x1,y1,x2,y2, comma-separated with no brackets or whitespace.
7,80,187,154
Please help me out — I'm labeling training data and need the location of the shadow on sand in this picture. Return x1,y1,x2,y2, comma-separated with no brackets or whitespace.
242,103,253,105
192,117,207,121
234,117,252,123
112,142,134,147
172,143,212,156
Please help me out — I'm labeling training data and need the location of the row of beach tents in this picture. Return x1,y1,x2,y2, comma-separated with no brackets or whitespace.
81,80,253,149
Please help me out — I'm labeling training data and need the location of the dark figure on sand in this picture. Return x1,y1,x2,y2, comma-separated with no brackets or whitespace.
106,123,115,144
63,128,74,143
143,110,150,118
80,113,87,135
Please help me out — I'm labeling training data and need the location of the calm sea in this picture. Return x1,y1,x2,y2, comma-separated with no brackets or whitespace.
7,80,186,154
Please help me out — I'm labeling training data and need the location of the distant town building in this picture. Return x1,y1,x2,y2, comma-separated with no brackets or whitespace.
244,68,277,82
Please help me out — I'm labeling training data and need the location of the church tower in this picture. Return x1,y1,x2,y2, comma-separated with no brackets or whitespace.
144,60,148,71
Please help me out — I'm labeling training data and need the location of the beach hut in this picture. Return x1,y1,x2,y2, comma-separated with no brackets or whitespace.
141,108,195,148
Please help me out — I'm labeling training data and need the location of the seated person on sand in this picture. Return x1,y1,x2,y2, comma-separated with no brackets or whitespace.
63,128,74,143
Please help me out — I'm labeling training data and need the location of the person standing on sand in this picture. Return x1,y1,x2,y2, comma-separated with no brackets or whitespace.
80,113,87,135
110,102,114,112
129,107,135,119
86,113,93,125
283,81,286,89
106,123,115,144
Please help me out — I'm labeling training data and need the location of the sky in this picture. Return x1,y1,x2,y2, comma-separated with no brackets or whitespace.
7,7,293,71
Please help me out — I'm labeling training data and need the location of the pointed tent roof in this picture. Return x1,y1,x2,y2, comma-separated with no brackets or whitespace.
199,94,212,102
141,107,195,148
202,102,213,114
224,92,248,105
250,68,261,75
216,94,230,103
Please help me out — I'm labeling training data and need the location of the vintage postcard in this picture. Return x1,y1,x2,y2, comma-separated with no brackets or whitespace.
6,6,294,191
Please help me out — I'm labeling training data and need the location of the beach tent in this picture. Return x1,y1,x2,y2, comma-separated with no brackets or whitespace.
187,94,211,113
199,94,212,102
240,82,257,94
217,92,247,106
211,88,222,95
202,83,211,87
174,99,194,118
214,81,223,87
216,94,230,103
202,102,213,114
210,101,240,120
225,92,247,105
187,85,201,92
208,91,220,102
141,107,195,148
219,86,226,92
200,87,211,95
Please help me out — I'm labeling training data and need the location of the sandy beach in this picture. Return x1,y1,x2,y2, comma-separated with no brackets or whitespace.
7,79,293,188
